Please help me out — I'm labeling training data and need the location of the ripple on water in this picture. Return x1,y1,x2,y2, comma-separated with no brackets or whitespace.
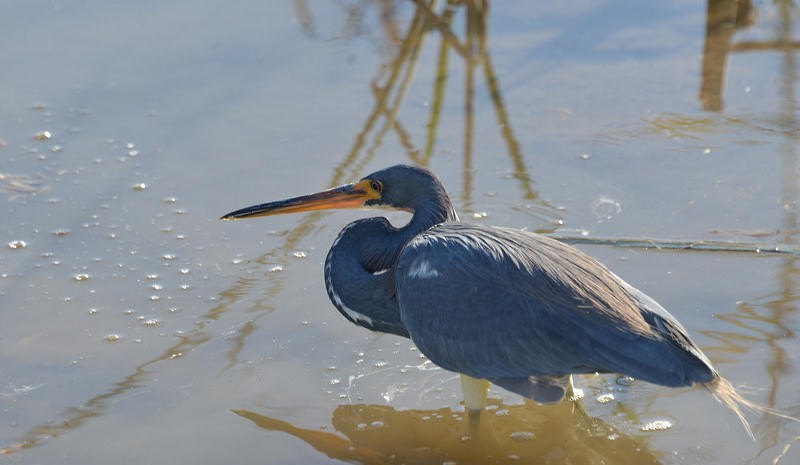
592,196,622,223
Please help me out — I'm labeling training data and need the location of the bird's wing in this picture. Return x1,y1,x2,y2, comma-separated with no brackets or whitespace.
395,223,711,388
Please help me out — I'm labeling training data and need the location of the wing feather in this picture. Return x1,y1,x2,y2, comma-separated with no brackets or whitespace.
395,223,715,388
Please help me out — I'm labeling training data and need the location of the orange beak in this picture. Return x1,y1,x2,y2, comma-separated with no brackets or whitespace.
220,180,378,220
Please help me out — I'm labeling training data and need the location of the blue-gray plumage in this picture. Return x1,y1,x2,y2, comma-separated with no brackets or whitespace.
222,164,778,436
397,223,715,400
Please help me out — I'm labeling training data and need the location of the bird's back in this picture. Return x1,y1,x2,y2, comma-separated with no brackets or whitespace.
395,222,717,390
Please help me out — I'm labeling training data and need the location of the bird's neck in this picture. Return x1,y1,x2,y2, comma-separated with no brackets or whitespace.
411,185,459,227
324,218,410,338
324,188,457,338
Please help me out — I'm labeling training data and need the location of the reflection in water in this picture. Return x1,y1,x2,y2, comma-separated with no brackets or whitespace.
699,0,755,111
235,399,662,465
701,1,800,460
6,1,800,460
332,0,545,213
2,1,553,456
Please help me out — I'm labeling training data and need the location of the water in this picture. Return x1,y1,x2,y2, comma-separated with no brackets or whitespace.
1,1,799,464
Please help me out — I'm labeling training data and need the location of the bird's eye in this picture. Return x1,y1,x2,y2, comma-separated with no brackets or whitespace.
370,180,382,194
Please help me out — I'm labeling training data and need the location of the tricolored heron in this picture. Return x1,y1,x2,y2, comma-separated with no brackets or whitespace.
222,164,767,435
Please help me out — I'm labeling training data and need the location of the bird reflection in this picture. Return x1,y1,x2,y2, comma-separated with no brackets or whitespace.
234,399,662,465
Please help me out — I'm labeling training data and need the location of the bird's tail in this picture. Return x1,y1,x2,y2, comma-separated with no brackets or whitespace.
704,376,797,440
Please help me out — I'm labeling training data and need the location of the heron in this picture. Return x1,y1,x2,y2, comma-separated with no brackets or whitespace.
222,164,774,435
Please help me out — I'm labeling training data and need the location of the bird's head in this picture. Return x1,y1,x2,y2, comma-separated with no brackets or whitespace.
221,164,451,220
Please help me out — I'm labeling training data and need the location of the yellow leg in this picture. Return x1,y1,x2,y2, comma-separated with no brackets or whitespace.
460,373,491,411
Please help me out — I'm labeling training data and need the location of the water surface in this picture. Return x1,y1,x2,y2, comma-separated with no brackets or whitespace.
1,1,799,464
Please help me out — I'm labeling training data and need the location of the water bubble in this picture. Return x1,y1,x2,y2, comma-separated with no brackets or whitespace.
472,212,488,219
163,197,177,204
162,254,176,260
370,420,384,428
34,130,52,141
143,319,160,327
146,274,159,280
640,419,673,432
569,387,585,401
269,266,283,272
8,240,27,249
51,229,70,236
510,431,535,442
596,393,615,404
88,308,98,315
616,375,635,386
132,182,147,191
151,284,163,291
592,196,622,223
292,251,307,259
73,273,90,281
179,268,190,275
104,334,121,343
126,142,136,149
128,150,139,157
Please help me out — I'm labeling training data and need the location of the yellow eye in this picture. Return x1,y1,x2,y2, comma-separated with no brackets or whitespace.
370,180,382,194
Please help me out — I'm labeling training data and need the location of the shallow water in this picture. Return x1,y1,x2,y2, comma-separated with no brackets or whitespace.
1,1,799,464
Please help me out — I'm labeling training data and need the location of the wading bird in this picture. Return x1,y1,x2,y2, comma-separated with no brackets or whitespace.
222,164,770,435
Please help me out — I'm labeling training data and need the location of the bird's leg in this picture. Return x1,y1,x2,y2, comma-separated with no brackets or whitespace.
566,374,576,400
564,374,590,417
460,374,491,439
460,373,491,411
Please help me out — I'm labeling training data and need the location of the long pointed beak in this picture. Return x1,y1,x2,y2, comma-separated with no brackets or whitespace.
220,181,375,220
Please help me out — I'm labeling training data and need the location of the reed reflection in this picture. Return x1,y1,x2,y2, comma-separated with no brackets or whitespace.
235,399,663,465
2,1,552,455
